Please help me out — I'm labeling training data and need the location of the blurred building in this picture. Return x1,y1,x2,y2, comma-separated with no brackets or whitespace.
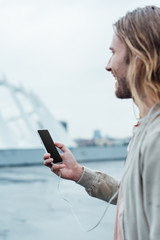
75,129,130,147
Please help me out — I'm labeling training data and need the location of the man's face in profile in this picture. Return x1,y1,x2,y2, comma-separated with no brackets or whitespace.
106,33,131,99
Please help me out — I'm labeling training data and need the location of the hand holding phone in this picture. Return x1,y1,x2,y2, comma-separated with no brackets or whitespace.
39,135,83,182
37,130,62,164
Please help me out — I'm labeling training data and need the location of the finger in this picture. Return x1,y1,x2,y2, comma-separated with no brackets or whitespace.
54,142,68,153
50,163,65,172
51,169,61,176
43,153,51,160
44,158,53,168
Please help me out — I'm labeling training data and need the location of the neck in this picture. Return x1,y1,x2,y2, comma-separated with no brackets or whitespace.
139,105,152,119
134,95,156,119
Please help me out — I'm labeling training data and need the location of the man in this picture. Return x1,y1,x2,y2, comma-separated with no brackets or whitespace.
43,6,160,239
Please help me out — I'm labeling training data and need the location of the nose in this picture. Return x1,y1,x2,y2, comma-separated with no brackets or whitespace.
105,57,112,72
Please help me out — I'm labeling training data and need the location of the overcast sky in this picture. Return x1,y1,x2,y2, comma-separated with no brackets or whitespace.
0,0,159,140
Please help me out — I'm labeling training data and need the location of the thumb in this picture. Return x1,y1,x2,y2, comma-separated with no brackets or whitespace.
54,142,68,153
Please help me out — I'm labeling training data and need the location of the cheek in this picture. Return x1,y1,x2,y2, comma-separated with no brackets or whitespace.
110,54,128,76
117,60,128,76
112,54,123,68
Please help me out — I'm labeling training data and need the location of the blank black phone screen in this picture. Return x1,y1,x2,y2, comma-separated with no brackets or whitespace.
38,130,62,164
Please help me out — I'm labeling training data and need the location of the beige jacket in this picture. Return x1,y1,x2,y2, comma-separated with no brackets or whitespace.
78,103,160,240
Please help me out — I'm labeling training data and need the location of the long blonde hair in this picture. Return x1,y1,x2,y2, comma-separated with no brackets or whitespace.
114,6,160,104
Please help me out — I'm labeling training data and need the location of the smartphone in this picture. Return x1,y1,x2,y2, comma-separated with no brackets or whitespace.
37,129,62,164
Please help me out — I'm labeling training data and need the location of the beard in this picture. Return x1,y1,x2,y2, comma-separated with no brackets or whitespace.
115,77,132,99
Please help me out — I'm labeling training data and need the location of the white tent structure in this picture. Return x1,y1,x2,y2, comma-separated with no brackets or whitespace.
0,76,75,149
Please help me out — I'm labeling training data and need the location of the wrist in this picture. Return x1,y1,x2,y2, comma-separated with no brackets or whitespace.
73,164,84,182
